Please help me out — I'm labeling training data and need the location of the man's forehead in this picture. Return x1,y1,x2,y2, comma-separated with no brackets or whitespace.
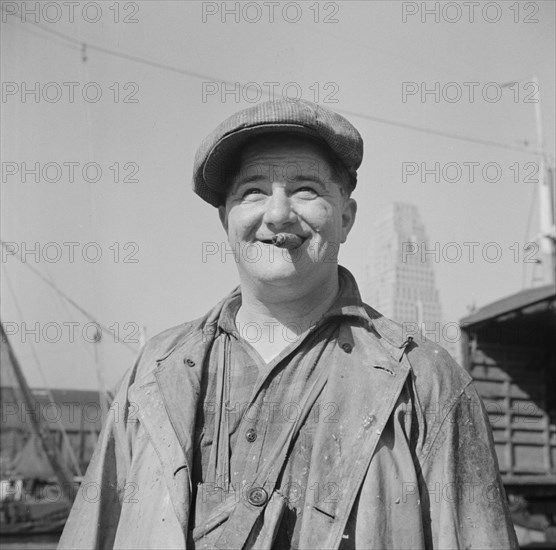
227,134,335,187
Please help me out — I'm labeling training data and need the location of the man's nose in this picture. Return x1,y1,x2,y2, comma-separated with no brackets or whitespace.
262,188,297,229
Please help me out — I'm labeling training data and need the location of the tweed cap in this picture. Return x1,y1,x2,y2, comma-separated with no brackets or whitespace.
193,99,363,206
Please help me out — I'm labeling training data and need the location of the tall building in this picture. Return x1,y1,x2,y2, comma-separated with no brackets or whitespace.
364,202,459,360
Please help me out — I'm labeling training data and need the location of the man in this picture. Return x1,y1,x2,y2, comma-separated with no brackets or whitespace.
59,99,518,549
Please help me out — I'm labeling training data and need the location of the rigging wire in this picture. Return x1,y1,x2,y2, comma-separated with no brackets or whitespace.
42,264,96,362
41,262,103,451
2,13,539,156
2,265,83,476
0,241,138,354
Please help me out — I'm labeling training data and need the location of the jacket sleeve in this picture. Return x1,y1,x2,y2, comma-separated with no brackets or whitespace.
57,367,137,550
420,382,519,550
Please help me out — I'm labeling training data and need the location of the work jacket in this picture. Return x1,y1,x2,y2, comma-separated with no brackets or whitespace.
58,281,518,550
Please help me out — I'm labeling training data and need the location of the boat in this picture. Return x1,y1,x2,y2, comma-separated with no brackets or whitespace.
0,322,78,535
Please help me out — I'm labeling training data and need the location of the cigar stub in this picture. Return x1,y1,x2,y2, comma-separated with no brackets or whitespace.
271,233,304,250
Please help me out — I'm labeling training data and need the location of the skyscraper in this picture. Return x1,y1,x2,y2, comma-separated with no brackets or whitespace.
364,202,459,360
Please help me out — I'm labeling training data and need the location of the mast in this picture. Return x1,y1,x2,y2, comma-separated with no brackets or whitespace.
0,320,76,502
532,75,556,287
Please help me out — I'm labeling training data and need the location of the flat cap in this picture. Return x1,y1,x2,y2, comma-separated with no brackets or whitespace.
193,98,363,206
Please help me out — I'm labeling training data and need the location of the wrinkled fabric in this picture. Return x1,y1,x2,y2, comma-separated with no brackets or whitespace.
58,268,518,550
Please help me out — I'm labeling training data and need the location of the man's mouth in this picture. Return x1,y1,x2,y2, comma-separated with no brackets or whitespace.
258,233,305,250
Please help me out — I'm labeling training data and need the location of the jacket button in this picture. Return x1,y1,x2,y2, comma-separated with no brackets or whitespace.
245,428,257,443
247,487,268,506
341,342,352,353
184,358,195,367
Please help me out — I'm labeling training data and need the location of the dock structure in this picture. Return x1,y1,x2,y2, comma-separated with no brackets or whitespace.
460,285,556,546
1,387,103,477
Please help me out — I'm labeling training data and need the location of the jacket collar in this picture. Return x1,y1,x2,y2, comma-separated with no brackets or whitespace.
323,266,409,362
149,266,408,366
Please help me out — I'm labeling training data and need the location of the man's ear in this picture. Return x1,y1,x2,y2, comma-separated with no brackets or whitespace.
218,205,228,232
340,198,357,243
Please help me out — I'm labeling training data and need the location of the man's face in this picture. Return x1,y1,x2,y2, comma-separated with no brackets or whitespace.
218,134,357,290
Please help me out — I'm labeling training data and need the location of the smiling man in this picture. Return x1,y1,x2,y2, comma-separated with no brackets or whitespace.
59,99,518,550
217,133,357,364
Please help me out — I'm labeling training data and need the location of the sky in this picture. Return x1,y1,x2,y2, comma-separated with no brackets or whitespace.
1,0,555,390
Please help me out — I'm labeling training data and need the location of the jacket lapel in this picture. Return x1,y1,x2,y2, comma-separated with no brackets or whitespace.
299,325,410,550
128,329,213,529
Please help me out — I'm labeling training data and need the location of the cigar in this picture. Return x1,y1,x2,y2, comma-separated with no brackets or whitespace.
271,233,304,250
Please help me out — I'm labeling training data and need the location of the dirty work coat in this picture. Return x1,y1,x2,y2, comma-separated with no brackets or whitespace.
58,286,518,550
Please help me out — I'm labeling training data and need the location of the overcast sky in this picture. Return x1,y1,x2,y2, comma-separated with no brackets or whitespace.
2,0,555,390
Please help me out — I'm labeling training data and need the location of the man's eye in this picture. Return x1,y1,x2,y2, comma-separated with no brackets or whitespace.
241,188,265,198
294,186,318,197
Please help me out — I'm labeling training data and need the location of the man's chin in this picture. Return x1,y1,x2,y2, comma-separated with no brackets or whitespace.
240,262,303,285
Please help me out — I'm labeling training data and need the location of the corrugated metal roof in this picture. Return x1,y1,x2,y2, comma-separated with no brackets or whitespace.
460,284,556,327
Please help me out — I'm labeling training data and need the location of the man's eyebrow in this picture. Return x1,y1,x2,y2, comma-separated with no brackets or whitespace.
290,173,326,188
231,174,265,191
